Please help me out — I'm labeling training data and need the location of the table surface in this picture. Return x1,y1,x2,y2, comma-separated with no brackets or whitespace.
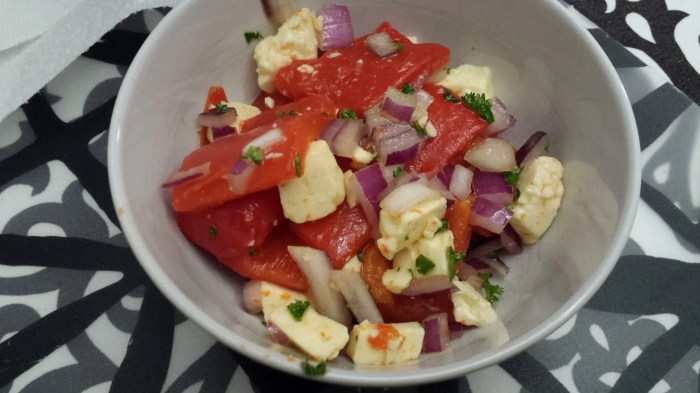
1,2,699,392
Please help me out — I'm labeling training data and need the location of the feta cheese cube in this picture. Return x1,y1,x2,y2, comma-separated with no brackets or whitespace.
260,282,308,322
342,255,363,273
509,156,564,244
451,279,497,327
346,321,424,365
268,306,349,361
279,140,345,223
434,64,495,99
381,268,413,293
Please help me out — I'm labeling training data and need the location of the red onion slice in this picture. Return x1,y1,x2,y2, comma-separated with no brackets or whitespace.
401,275,453,296
347,163,387,236
516,131,549,166
480,255,509,278
242,281,263,314
211,125,237,141
319,4,354,51
465,238,504,259
382,87,417,124
227,162,254,194
196,108,237,129
267,321,291,346
483,97,516,136
422,313,450,353
469,197,513,234
472,171,513,206
412,89,434,121
161,162,210,188
366,32,399,58
320,119,346,150
448,321,466,339
449,165,474,201
374,123,421,166
229,158,250,175
500,224,523,254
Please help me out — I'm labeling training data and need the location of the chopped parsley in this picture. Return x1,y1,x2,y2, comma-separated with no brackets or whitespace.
248,249,255,256
392,166,404,178
544,143,550,153
443,89,460,103
294,153,301,177
339,108,358,119
461,92,494,124
301,359,327,376
288,110,297,116
244,31,264,44
502,169,520,187
435,219,449,234
208,225,217,237
416,254,436,274
242,146,265,165
447,246,465,280
394,40,404,52
479,272,504,303
513,187,521,202
412,120,428,136
276,112,285,118
357,251,365,262
321,111,329,117
404,235,409,241
446,67,452,75
401,83,414,95
214,103,229,112
287,300,310,321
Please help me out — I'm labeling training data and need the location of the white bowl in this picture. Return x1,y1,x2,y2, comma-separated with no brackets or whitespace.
108,0,640,386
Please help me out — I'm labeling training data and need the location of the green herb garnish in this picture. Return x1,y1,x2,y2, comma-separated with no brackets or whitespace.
447,246,465,280
393,166,404,178
357,251,365,262
513,187,521,202
461,92,494,123
544,143,550,153
339,108,358,119
244,31,264,44
446,67,451,75
401,83,414,95
301,359,327,376
248,249,255,256
321,111,329,117
394,40,404,52
208,225,217,237
435,219,449,234
479,272,504,303
294,153,301,177
443,89,460,103
287,300,310,321
242,146,265,165
416,254,435,274
502,169,520,187
214,103,228,113
411,121,428,136
276,112,285,118
288,110,297,116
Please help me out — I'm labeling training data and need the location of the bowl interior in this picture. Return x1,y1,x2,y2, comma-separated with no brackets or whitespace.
108,0,640,386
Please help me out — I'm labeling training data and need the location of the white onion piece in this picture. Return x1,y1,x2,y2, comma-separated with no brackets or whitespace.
332,119,366,158
469,197,513,234
331,270,384,324
401,275,453,296
412,89,434,121
196,108,238,129
483,98,516,136
380,181,439,216
382,87,417,124
242,280,263,314
464,138,517,172
449,165,473,201
287,246,353,328
266,321,290,345
366,32,398,58
319,4,354,51
516,131,549,166
161,162,210,188
422,313,450,353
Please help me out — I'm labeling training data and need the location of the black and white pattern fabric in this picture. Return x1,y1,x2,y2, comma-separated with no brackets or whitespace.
0,2,698,392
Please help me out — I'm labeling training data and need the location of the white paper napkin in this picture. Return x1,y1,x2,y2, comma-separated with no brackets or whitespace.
0,0,187,123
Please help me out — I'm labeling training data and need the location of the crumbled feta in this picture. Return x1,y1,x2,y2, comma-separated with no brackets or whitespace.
351,146,375,164
296,64,315,74
222,102,262,133
451,279,497,327
343,170,357,208
342,255,363,273
253,8,321,93
509,156,564,244
327,52,341,58
346,321,424,365
381,268,413,293
263,96,275,109
268,306,349,361
279,140,345,223
434,64,495,99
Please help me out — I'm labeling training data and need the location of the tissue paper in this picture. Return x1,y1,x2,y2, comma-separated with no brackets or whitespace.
0,0,186,123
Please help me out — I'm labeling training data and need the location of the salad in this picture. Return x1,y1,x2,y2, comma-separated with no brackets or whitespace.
162,4,564,374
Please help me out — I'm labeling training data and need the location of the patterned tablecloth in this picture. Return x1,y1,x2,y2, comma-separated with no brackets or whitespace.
1,1,698,392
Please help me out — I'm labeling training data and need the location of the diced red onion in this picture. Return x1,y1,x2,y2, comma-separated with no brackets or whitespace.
210,125,237,141
465,238,504,259
401,275,453,296
331,270,384,324
196,108,237,129
382,87,417,124
449,165,474,201
347,163,387,236
227,162,254,194
374,123,421,166
242,281,263,314
483,98,516,136
161,162,210,188
421,313,450,353
472,171,513,206
320,119,346,147
436,165,454,188
380,181,439,216
500,224,523,254
464,138,517,173
366,32,399,58
266,321,290,346
377,171,419,201
448,321,466,339
319,4,354,51
456,260,483,281
229,158,250,175
412,89,434,121
480,255,509,278
427,176,457,202
463,256,492,272
516,131,549,166
469,197,513,234
364,104,392,132
322,119,366,158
